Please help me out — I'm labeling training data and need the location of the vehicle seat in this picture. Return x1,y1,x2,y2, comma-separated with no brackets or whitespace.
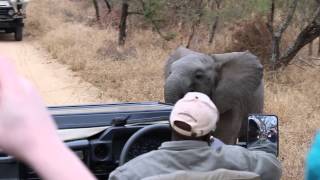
142,169,261,180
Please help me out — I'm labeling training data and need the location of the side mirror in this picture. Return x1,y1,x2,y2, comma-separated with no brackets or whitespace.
247,114,279,156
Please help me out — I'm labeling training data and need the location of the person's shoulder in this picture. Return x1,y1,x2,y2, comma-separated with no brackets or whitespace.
110,150,163,180
217,144,268,158
219,144,247,152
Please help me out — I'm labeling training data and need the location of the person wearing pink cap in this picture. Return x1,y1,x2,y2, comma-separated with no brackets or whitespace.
109,92,281,180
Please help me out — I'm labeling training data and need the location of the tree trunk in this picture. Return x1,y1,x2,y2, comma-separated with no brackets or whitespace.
186,23,197,48
270,34,281,69
186,0,203,48
118,1,129,46
267,0,299,69
93,0,100,21
104,0,111,13
208,15,219,44
208,0,222,44
318,37,320,56
266,0,275,33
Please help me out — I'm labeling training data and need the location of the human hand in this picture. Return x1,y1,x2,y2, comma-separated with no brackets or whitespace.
0,57,96,180
0,57,59,160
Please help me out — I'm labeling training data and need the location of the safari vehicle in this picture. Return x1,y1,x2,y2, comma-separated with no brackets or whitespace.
0,0,28,41
0,102,279,180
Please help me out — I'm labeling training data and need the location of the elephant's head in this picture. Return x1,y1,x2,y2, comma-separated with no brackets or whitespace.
164,46,263,115
164,52,218,103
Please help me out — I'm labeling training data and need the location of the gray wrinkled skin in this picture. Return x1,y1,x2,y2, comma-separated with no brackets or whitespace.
164,46,264,144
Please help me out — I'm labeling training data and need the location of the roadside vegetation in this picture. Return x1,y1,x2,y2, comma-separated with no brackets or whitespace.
26,0,320,179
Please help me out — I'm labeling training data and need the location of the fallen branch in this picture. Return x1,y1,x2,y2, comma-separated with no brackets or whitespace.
291,63,307,70
310,56,320,60
297,57,315,68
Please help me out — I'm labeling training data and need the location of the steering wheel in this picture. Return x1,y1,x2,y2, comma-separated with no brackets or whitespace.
119,124,171,165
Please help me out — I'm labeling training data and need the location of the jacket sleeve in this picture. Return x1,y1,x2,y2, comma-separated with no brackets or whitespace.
222,145,282,180
248,139,278,156
108,168,131,180
247,149,282,180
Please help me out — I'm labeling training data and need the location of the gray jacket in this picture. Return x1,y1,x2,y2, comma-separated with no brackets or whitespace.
109,140,281,180
143,169,261,180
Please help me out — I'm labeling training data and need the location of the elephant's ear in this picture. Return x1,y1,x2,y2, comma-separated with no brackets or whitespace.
164,46,203,78
211,51,263,113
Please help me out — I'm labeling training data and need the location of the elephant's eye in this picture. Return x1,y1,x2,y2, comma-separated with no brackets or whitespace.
195,71,204,79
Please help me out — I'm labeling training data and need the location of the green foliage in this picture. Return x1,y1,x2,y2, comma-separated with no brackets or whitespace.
216,0,270,24
202,8,218,26
249,0,270,13
142,0,166,21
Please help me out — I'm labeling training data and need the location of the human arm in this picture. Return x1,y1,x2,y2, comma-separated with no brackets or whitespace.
108,168,132,180
246,149,281,180
25,137,97,180
248,139,277,156
222,145,281,180
0,57,96,180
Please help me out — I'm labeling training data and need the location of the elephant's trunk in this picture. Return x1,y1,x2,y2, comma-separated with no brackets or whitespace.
164,75,186,104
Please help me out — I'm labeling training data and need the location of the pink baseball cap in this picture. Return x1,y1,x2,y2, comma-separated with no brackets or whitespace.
170,92,219,137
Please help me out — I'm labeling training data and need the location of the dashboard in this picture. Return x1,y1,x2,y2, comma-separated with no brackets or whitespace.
0,102,174,180
0,124,172,180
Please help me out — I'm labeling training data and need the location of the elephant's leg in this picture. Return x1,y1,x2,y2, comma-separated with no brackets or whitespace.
238,83,264,141
213,110,244,144
251,84,264,112
230,109,246,142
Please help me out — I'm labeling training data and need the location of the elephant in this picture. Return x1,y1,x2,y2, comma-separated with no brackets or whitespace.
164,46,264,144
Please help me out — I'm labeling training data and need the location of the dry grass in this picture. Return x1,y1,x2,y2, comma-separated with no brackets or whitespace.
265,65,320,179
25,0,320,179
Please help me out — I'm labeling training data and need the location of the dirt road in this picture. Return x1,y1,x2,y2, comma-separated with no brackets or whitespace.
0,37,106,105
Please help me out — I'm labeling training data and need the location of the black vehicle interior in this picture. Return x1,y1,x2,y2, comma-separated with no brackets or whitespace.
0,103,278,180
0,102,174,180
18,124,172,180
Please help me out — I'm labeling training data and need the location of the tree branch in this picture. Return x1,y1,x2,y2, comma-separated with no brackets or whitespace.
266,0,275,34
103,0,112,13
187,0,204,48
93,0,112,21
277,7,320,67
93,0,100,21
118,0,129,46
277,0,298,34
214,0,222,8
208,0,222,44
138,0,171,41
